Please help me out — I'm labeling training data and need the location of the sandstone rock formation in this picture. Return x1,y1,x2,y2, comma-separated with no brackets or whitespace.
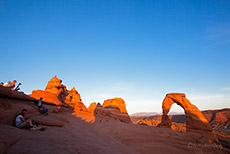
94,104,113,117
45,75,64,94
88,99,132,123
101,98,131,123
30,76,89,113
158,93,212,132
30,76,69,106
103,97,128,113
0,85,64,126
30,90,63,106
0,85,227,153
88,102,97,113
65,87,88,113
65,87,81,106
45,75,68,102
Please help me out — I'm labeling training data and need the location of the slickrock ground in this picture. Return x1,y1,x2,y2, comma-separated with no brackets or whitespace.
1,112,227,154
0,80,229,154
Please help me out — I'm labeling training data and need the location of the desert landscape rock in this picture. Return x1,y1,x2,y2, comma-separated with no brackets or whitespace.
103,97,128,113
30,90,64,106
30,76,89,113
65,87,89,113
0,83,228,154
158,93,213,132
102,98,131,123
45,76,68,96
88,102,97,113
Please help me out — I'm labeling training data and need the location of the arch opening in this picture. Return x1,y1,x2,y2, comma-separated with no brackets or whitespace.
158,93,212,132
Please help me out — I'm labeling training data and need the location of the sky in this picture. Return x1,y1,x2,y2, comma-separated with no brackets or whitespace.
0,0,230,114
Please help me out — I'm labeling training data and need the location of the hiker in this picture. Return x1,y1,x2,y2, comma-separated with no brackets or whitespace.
3,81,11,87
0,82,3,86
14,109,46,131
8,80,22,91
9,80,17,88
15,109,37,129
14,82,22,91
37,97,48,115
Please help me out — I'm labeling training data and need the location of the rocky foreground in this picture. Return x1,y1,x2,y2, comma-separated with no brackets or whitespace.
0,76,229,154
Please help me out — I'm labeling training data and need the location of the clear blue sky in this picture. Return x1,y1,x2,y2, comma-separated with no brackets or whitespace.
0,0,230,114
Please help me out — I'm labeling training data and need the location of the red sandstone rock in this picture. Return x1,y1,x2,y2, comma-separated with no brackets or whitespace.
102,98,131,123
158,93,212,132
0,86,40,125
30,76,89,113
88,102,97,113
103,97,128,113
45,75,63,94
65,87,89,113
0,126,21,154
0,86,226,153
0,85,35,101
45,75,68,102
31,114,69,127
94,105,113,117
30,90,63,106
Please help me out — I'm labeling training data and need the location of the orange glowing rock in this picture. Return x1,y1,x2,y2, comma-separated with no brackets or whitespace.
103,97,128,113
101,98,131,123
45,75,63,94
88,102,97,113
30,90,63,106
158,93,212,132
65,87,89,113
31,76,89,114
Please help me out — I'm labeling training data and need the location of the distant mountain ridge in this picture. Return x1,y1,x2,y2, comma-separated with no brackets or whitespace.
130,111,184,117
131,108,230,134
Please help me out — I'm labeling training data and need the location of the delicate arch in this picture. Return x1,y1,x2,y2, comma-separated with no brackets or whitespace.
158,93,212,132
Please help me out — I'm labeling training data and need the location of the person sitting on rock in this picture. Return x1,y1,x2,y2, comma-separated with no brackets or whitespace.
0,82,3,86
8,80,17,89
14,82,22,91
15,109,37,129
37,97,48,115
15,109,46,131
3,81,11,87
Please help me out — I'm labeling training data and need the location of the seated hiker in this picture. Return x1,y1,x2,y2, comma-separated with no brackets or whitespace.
15,109,37,129
9,80,17,89
15,109,46,131
0,82,3,86
14,82,22,91
3,81,11,87
37,97,48,115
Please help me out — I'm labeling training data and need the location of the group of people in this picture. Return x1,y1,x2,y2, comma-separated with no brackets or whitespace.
14,97,48,131
1,80,22,91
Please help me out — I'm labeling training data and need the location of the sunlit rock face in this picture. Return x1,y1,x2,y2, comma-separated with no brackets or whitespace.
45,75,63,94
65,87,88,112
158,93,212,132
45,75,68,102
102,97,128,113
31,76,69,106
31,76,89,113
101,98,132,123
30,90,63,106
88,102,97,113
